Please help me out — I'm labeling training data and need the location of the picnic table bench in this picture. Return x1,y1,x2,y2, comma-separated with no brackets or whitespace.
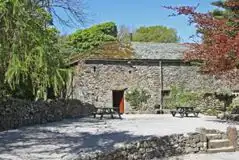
92,107,122,119
170,106,200,118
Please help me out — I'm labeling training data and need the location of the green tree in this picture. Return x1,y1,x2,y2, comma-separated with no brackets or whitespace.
57,35,76,59
68,22,134,60
132,25,180,43
0,0,71,100
68,22,117,53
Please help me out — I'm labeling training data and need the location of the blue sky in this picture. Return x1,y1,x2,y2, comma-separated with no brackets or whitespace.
54,0,216,42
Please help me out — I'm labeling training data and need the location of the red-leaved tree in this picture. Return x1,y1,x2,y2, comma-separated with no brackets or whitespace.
165,0,239,78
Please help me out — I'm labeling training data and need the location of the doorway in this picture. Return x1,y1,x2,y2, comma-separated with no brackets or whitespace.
112,90,125,114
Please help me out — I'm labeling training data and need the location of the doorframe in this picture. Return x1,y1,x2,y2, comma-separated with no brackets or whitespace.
112,89,127,114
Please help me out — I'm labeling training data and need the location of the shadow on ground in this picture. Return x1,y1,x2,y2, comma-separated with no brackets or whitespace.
205,119,239,125
0,118,148,159
173,115,201,119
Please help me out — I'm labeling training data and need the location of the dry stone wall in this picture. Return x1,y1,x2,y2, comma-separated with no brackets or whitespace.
73,63,161,113
73,61,232,113
163,66,226,91
77,128,239,160
77,132,207,160
0,98,95,131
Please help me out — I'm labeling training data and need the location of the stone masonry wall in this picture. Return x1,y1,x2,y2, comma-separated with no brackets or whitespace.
163,66,227,91
0,98,95,131
72,61,232,113
77,128,238,160
73,63,161,113
77,131,208,160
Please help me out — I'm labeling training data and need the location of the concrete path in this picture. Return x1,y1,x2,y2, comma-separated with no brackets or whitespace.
0,114,239,160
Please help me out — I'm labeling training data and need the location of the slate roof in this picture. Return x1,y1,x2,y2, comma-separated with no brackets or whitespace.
132,42,189,59
69,42,190,66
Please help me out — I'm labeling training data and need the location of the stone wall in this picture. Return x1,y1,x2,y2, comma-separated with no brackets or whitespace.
72,61,232,113
76,130,212,160
0,98,95,131
163,66,226,91
78,133,206,160
77,128,238,160
72,63,161,113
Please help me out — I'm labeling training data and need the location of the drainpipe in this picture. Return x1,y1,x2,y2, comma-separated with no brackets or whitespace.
129,33,133,41
159,61,164,110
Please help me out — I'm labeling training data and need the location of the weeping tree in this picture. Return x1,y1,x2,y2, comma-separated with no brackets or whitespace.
0,0,72,100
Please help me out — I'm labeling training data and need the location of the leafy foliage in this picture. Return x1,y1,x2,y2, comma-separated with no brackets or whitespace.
57,35,76,59
165,85,201,109
166,0,239,77
199,94,224,116
125,88,151,109
69,22,117,53
68,22,134,60
228,96,239,114
0,0,71,100
132,26,180,43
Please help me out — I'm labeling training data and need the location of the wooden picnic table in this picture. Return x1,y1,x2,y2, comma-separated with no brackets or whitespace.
92,107,122,119
170,106,200,118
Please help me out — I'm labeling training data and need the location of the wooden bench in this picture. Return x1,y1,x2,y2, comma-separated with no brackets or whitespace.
170,106,199,118
92,107,122,119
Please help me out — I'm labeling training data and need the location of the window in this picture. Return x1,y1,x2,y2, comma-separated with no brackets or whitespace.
162,90,170,97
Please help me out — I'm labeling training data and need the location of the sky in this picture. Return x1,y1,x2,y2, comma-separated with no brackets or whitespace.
54,0,217,43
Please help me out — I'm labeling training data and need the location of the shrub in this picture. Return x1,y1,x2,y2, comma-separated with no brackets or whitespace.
165,85,201,109
228,96,239,114
67,22,135,60
125,88,151,110
69,22,117,53
91,22,117,37
198,94,224,116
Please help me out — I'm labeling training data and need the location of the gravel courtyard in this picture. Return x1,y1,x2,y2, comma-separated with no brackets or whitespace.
0,114,239,160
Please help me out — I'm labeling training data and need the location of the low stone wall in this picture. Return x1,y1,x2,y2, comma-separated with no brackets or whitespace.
77,132,208,160
217,113,239,121
77,128,239,160
0,98,95,131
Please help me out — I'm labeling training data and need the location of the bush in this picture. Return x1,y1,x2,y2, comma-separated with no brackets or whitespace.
228,96,239,114
204,108,220,116
69,22,117,53
91,22,117,37
164,85,201,109
125,88,151,110
196,94,224,116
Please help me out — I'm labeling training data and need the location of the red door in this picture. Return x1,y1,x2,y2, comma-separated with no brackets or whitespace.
112,90,124,114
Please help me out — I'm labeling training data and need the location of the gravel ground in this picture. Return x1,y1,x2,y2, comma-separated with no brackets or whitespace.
0,114,239,160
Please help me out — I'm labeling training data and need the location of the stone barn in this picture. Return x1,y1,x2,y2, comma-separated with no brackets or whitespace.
69,42,237,113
